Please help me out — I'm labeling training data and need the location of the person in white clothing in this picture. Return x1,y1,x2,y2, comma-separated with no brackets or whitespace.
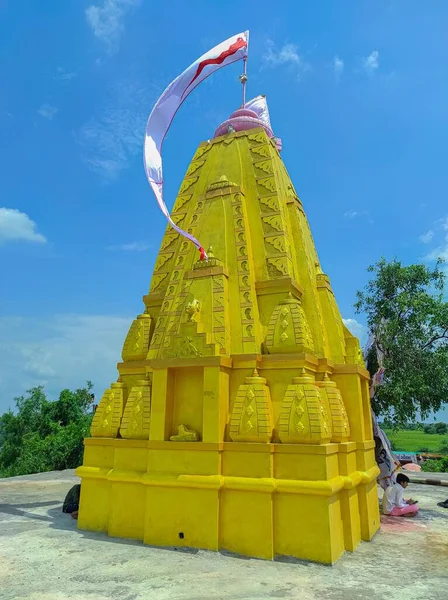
382,473,419,516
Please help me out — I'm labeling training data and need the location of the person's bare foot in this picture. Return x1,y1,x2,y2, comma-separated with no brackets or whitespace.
71,511,78,520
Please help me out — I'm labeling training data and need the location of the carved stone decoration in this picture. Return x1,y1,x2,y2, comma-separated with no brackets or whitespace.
248,132,266,145
262,215,283,233
265,294,314,355
186,160,205,177
317,374,350,443
206,175,237,193
172,194,192,213
266,257,289,277
171,213,186,226
150,272,168,292
193,246,223,270
90,382,124,438
278,369,331,444
257,176,276,193
254,159,273,175
154,252,174,272
170,424,199,442
122,314,153,361
162,321,219,359
229,370,274,442
179,177,198,195
185,299,201,322
251,145,271,159
345,336,366,367
259,195,279,213
265,235,287,254
193,143,211,160
120,379,151,440
160,233,178,252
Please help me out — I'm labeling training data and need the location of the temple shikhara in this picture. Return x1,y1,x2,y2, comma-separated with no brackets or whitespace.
76,100,380,563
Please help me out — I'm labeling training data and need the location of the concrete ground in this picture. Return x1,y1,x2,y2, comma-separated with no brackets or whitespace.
1,471,447,600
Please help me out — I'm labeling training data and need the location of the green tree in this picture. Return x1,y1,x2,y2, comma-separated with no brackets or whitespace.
434,422,448,435
355,258,448,427
421,457,448,473
0,383,93,478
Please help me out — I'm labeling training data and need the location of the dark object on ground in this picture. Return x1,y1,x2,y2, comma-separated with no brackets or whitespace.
437,499,448,508
62,484,81,514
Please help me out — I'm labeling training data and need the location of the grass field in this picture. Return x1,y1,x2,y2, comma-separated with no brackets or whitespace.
383,429,448,452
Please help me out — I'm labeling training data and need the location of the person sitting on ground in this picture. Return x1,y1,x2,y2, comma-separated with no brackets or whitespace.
382,473,419,517
62,483,81,519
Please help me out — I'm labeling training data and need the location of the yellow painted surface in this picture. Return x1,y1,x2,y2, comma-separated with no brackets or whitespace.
77,126,380,564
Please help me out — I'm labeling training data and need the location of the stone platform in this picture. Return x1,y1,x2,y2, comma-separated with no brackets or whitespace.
1,470,447,600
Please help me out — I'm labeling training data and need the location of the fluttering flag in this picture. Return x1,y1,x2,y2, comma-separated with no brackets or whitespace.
245,95,272,129
245,95,281,151
144,31,249,261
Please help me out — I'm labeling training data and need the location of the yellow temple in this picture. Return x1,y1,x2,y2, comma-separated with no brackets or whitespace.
76,106,380,564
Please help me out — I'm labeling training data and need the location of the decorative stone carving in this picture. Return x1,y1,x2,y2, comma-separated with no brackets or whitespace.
186,160,205,177
345,336,365,367
251,145,271,158
206,175,237,192
257,176,276,193
122,314,153,361
170,425,199,442
265,295,314,354
278,369,331,444
185,299,201,322
248,131,266,144
229,370,274,442
262,215,283,233
150,272,168,292
120,379,151,440
179,177,198,194
259,195,279,213
317,374,350,443
154,252,174,272
266,257,289,277
90,382,124,438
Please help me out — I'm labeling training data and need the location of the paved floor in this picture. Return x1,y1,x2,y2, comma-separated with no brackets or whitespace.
1,470,447,600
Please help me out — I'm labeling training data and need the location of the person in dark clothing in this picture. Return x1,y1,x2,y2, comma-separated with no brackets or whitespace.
62,484,81,519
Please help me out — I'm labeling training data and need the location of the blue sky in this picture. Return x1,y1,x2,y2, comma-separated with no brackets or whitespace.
1,0,447,420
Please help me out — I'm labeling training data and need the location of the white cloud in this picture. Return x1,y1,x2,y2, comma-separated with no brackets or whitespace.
333,56,344,77
85,0,141,54
0,314,132,413
37,103,58,120
107,241,151,251
78,78,155,180
343,318,368,345
363,50,379,74
419,230,434,244
0,208,47,244
423,216,448,263
344,209,372,222
262,40,310,78
55,67,76,82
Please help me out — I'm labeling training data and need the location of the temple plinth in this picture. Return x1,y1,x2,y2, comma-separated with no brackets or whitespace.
76,110,380,564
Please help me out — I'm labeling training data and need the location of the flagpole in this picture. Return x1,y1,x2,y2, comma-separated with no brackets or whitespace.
239,58,248,108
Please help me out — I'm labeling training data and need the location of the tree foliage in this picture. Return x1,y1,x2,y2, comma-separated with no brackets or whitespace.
0,383,93,478
355,258,448,426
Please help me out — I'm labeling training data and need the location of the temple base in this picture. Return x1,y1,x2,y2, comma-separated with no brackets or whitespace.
76,439,380,565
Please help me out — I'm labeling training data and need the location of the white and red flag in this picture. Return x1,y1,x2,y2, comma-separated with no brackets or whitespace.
245,95,272,129
144,31,249,261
